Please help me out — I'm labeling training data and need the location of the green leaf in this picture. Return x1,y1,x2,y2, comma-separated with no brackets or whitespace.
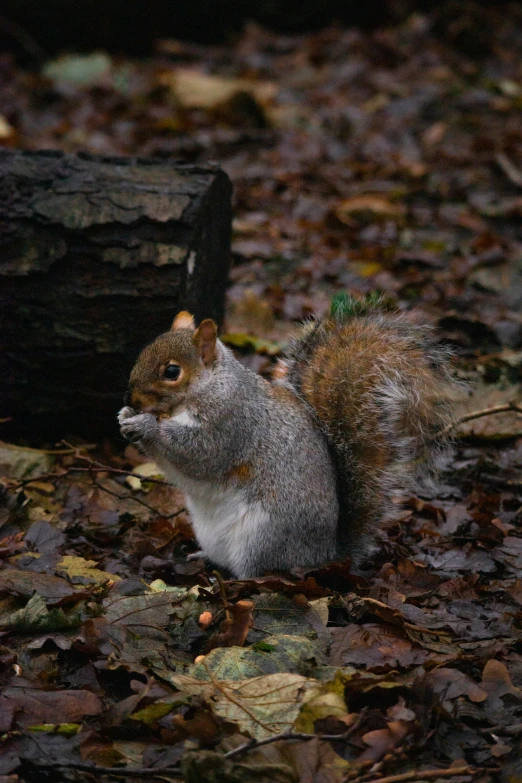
252,641,276,652
130,703,173,724
189,635,320,681
0,594,84,632
221,333,282,356
248,594,322,643
295,670,349,732
28,723,82,737
0,442,54,480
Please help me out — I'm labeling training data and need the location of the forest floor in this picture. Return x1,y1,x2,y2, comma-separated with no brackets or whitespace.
1,7,522,782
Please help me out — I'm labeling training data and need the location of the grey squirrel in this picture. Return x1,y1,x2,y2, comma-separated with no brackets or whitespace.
118,298,463,578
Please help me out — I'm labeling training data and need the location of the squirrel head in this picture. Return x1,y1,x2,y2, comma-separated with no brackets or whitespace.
125,311,218,418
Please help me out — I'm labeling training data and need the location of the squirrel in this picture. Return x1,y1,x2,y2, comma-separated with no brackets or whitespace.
118,296,463,579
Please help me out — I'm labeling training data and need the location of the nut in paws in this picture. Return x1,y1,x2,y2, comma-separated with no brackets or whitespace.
118,408,157,444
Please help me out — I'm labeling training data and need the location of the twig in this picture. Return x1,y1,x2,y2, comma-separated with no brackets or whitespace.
477,474,522,492
496,152,522,188
39,444,97,455
212,569,231,615
361,766,481,783
224,706,368,761
90,479,186,520
36,712,369,778
8,465,170,489
440,402,522,438
479,721,522,736
92,478,161,516
41,761,182,779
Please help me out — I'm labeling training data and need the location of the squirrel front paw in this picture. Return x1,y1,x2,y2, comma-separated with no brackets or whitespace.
118,407,159,445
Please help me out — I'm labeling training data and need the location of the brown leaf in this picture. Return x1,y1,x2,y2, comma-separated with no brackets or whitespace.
0,533,26,559
0,696,16,732
423,668,487,706
335,196,405,226
0,568,90,606
492,537,522,573
480,659,522,711
165,69,277,110
329,624,435,671
228,575,331,599
377,560,441,598
170,706,222,744
507,579,522,606
359,720,411,762
25,521,65,554
2,687,102,727
292,736,352,783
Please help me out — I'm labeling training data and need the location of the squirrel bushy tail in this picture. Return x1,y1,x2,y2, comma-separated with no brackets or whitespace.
283,295,464,561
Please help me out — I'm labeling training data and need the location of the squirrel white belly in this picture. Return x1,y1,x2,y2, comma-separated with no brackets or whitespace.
119,300,463,578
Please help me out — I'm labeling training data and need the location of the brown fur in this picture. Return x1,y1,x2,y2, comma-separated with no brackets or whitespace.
226,463,254,483
128,321,215,418
284,312,464,558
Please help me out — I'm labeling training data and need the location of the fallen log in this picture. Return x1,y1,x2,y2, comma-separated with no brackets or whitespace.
0,149,232,440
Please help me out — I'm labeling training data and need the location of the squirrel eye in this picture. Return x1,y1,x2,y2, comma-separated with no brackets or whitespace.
163,364,181,381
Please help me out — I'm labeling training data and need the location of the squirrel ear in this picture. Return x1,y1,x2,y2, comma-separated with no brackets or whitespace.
171,311,195,331
194,319,218,365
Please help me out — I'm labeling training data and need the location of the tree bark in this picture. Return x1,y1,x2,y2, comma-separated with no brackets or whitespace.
0,149,232,440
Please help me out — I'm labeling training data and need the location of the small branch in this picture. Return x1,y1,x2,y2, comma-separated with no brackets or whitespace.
212,569,232,618
440,402,522,438
477,474,522,492
224,707,368,761
90,477,176,518
41,713,369,778
43,761,182,779
8,465,170,490
496,152,522,188
479,721,522,736
224,730,318,759
362,766,482,783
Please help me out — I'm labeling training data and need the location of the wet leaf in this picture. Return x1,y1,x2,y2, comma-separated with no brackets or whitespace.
480,659,522,711
25,521,65,554
335,196,405,225
57,556,121,586
0,568,88,605
165,69,276,111
0,443,54,480
168,671,317,739
3,687,102,727
329,624,438,671
0,593,84,632
191,635,320,680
